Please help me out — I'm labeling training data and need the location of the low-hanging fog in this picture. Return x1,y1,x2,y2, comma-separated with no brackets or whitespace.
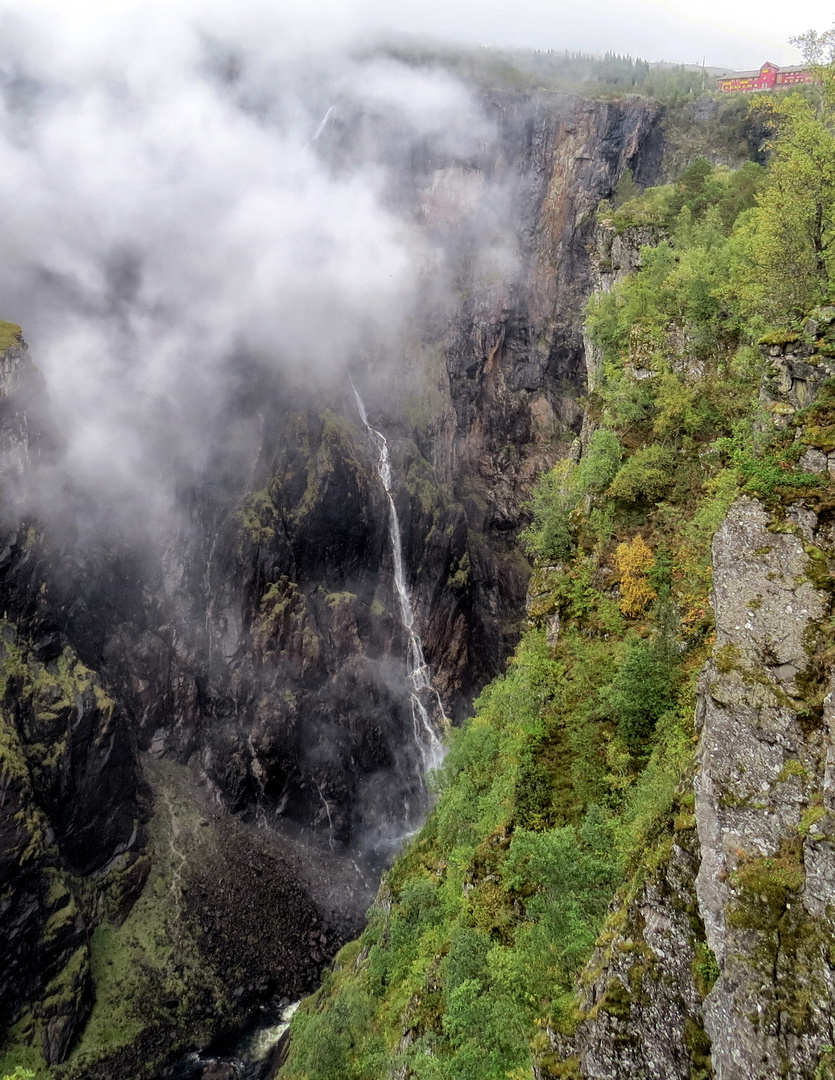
0,0,511,535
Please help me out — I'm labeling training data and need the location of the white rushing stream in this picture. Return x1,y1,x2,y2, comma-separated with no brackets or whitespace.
351,382,447,776
166,1001,301,1080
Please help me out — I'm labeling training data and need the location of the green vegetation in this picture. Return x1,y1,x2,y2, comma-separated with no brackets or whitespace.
0,1033,46,1080
55,760,227,1080
235,488,277,545
660,95,773,179
283,630,628,1080
15,32,835,1080
0,749,230,1078
0,322,23,353
279,47,835,1077
235,411,368,554
363,42,736,101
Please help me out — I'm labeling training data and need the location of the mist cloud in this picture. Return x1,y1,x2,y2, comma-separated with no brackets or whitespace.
0,0,498,528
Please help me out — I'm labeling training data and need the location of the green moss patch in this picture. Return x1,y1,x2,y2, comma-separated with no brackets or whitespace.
0,321,23,353
727,841,806,931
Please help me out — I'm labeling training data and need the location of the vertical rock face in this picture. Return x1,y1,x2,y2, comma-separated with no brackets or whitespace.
0,333,148,1066
0,721,93,1067
0,93,666,1068
369,94,664,702
694,497,835,1080
572,491,835,1080
27,92,665,856
553,282,835,1080
574,831,712,1080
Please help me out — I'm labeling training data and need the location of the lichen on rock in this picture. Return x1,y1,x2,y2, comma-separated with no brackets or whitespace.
693,495,835,1080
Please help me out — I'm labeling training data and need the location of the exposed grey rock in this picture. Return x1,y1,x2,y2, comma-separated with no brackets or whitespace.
575,832,711,1080
694,497,835,1080
800,447,829,474
546,612,561,647
761,338,835,425
710,497,824,684
569,489,835,1080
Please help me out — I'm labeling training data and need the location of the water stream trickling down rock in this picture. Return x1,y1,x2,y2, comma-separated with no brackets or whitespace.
351,381,447,783
0,82,671,1078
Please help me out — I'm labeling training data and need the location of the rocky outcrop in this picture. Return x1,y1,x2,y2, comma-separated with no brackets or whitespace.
0,333,149,1066
567,413,835,1077
0,715,93,1067
694,495,835,1080
573,828,712,1080
541,232,835,1079
581,220,667,402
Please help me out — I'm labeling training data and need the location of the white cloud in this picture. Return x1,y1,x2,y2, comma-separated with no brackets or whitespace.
0,0,496,529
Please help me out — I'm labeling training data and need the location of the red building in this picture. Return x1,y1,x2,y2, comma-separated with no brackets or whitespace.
717,61,813,93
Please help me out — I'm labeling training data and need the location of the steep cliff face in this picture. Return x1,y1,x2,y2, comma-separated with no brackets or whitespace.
36,93,665,851
0,92,665,1074
568,320,835,1080
572,488,835,1080
268,137,835,1080
0,330,149,1067
573,827,711,1080
362,94,664,698
695,497,835,1080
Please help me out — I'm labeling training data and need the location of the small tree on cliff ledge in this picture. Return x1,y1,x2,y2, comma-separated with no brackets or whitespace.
614,534,657,617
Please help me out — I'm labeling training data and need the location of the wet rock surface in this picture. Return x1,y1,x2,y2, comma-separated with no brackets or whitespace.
693,498,835,1080
0,90,666,1073
574,831,711,1080
0,337,146,1067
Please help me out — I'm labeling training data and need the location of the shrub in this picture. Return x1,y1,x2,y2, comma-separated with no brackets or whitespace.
576,429,623,494
602,636,678,748
522,459,579,560
608,444,675,504
614,535,657,617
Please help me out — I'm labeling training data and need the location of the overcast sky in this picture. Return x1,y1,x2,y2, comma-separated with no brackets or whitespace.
28,0,835,69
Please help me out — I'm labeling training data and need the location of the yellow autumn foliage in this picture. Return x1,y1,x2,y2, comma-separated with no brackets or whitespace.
614,534,657,616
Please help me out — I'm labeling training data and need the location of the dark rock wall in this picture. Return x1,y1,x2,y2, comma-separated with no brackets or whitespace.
0,337,149,1065
28,92,664,856
0,91,665,1067
359,94,664,702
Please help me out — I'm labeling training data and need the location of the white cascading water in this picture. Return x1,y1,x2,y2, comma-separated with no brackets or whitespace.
312,106,334,142
351,382,447,776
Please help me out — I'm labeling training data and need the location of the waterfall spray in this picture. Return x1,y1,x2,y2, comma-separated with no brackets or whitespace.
351,382,446,776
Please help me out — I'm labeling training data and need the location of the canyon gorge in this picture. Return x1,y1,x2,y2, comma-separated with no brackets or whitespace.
3,12,835,1080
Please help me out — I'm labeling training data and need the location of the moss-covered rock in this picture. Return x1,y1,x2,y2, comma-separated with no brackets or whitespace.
0,321,23,353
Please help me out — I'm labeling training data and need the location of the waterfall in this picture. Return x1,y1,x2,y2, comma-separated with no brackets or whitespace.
312,106,334,142
164,1000,301,1080
351,383,446,776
